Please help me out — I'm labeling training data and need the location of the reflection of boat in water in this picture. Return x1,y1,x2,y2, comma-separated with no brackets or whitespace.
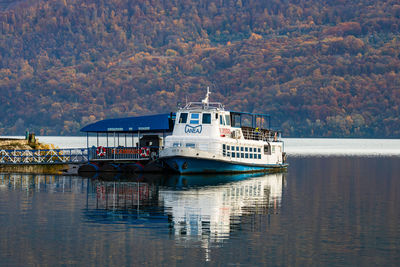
83,174,169,226
164,172,281,187
160,173,285,247
84,172,285,250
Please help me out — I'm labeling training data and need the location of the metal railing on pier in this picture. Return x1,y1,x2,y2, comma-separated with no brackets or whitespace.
0,146,158,165
0,148,88,165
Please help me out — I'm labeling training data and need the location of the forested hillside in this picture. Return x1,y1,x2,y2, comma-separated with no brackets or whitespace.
1,0,400,137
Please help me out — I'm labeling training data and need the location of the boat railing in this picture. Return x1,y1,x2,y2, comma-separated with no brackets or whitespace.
241,127,280,142
182,101,224,110
89,146,159,161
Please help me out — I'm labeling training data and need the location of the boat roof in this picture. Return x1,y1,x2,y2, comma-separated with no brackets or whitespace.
80,113,175,133
230,111,271,117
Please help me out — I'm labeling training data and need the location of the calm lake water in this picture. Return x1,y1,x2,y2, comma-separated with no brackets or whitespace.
1,138,400,266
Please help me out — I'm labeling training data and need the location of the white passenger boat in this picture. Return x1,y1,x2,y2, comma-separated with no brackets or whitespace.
159,89,288,174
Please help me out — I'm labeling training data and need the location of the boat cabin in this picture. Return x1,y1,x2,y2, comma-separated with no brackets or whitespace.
171,103,279,143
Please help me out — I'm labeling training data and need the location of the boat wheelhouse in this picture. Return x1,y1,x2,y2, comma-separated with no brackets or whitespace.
159,89,287,174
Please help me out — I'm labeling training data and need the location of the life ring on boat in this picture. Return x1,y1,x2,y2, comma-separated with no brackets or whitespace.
140,147,150,158
96,146,106,157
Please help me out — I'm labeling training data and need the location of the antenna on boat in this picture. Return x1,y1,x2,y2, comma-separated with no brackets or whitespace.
202,87,211,108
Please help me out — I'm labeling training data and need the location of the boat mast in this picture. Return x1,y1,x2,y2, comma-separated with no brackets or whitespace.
202,87,211,109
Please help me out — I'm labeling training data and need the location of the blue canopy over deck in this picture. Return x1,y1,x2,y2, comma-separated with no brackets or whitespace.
80,113,175,162
80,113,175,133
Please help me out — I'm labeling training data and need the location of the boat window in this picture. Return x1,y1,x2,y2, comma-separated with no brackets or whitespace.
245,147,248,152
250,154,253,159
225,115,231,126
190,113,200,124
227,152,230,157
222,144,226,156
254,153,257,159
232,153,235,158
202,113,211,124
258,148,261,153
258,154,261,159
231,114,238,127
227,145,230,150
220,114,225,125
236,146,239,151
241,147,244,151
173,142,181,147
179,113,188,123
249,147,253,152
186,143,196,148
241,153,244,158
231,146,235,150
264,144,271,155
245,153,248,158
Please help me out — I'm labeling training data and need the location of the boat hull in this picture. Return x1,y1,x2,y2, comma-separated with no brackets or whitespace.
162,156,287,174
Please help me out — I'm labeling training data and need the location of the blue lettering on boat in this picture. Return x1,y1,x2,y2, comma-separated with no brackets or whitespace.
185,125,202,134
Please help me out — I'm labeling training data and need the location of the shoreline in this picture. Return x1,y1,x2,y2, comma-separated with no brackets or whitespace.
0,164,72,175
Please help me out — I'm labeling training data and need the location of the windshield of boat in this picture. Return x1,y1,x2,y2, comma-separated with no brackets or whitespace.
225,115,231,126
179,113,188,123
202,113,211,124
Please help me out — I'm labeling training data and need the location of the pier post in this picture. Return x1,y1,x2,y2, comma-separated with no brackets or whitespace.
113,132,116,160
86,132,89,161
